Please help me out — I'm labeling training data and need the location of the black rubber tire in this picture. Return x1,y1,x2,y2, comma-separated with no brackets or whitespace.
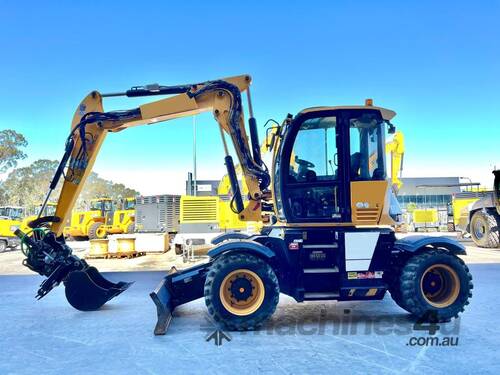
389,283,408,311
204,253,279,331
387,254,410,310
88,222,105,240
470,211,500,248
447,222,456,232
398,249,472,322
125,223,135,234
0,240,7,253
72,236,88,241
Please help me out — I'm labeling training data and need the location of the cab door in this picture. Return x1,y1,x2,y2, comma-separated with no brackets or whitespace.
279,111,349,223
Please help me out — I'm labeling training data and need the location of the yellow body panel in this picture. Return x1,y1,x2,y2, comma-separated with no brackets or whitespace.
180,196,220,224
103,209,134,234
64,210,104,237
451,197,479,226
385,131,405,192
351,180,394,226
413,209,439,224
0,218,21,237
52,93,108,236
180,195,262,232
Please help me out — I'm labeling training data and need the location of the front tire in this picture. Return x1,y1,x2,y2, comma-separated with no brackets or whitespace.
88,222,106,240
0,240,7,253
398,250,472,322
447,222,456,232
204,253,279,331
470,211,500,248
125,223,135,234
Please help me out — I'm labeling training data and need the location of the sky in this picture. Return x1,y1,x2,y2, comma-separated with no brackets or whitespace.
1,0,499,195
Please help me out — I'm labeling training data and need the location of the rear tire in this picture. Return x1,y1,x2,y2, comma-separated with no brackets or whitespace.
0,240,7,253
88,222,106,240
204,253,279,331
470,211,500,248
125,223,135,234
398,249,472,322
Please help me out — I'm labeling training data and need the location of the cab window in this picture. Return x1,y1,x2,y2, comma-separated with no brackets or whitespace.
288,116,337,183
349,114,386,181
124,199,135,210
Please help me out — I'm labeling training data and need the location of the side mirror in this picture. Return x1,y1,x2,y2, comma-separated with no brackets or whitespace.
387,121,396,134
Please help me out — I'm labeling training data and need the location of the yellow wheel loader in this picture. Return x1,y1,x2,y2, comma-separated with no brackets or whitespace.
465,170,500,248
15,75,472,334
0,206,24,251
63,198,113,240
100,197,135,236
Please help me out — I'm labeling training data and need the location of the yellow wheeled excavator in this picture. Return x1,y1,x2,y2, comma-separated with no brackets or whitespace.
16,75,472,334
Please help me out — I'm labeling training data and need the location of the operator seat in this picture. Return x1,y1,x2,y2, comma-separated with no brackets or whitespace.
350,152,362,179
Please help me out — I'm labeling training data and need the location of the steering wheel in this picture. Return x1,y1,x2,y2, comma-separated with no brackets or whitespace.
295,156,315,169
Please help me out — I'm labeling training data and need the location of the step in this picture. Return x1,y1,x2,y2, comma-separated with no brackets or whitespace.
304,292,340,299
303,244,338,249
303,267,339,274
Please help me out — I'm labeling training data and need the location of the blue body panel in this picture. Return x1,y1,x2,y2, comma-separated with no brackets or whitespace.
394,235,466,255
211,232,251,245
208,239,276,260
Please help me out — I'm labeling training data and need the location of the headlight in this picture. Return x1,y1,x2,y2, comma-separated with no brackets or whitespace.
10,225,19,232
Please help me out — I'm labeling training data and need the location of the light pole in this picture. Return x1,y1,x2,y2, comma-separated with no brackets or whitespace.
193,116,197,196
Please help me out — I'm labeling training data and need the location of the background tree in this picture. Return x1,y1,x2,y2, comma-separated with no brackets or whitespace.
0,159,60,208
77,173,140,210
0,129,28,173
0,159,140,211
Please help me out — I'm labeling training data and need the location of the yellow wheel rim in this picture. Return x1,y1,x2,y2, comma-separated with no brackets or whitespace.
420,264,460,308
96,226,106,239
219,269,265,316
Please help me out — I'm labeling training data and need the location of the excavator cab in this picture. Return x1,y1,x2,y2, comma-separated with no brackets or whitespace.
273,106,400,225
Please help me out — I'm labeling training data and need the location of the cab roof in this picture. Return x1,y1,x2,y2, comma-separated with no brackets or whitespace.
298,105,396,121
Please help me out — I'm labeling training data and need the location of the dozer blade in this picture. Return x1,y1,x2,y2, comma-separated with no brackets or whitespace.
64,267,134,311
150,263,210,335
150,277,174,335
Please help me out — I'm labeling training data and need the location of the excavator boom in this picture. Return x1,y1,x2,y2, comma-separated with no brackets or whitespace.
16,74,270,313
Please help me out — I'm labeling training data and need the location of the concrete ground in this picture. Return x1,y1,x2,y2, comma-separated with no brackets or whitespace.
1,233,499,374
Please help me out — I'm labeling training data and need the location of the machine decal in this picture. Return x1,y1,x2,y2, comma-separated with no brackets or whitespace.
347,271,384,280
344,232,380,271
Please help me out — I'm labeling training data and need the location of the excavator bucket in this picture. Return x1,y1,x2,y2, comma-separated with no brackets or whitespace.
15,227,133,311
64,267,133,311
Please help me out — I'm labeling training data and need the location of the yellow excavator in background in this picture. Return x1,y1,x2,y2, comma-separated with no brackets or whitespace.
15,75,472,335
